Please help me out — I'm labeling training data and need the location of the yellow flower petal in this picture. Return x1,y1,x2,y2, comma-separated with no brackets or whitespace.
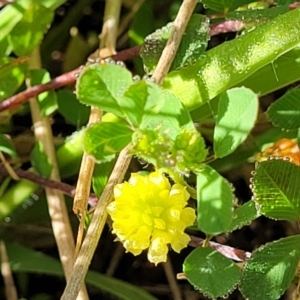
107,171,196,265
148,237,168,265
154,218,166,230
149,171,170,190
171,233,191,253
181,207,197,226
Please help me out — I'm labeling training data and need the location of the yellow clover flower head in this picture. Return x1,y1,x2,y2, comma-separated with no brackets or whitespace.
107,171,196,265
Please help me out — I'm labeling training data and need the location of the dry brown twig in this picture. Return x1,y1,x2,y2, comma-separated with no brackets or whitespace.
61,0,199,299
151,0,199,85
73,0,122,257
73,107,102,257
0,152,19,181
0,241,18,300
61,145,132,300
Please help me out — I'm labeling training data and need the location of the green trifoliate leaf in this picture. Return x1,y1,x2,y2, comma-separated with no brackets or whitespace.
141,14,209,74
267,88,300,130
76,63,133,117
214,87,259,158
121,80,194,137
84,122,133,163
184,247,241,299
252,159,300,221
197,165,235,235
8,2,54,56
240,235,300,300
228,200,260,232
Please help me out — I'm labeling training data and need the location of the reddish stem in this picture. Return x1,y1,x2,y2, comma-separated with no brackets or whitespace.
189,236,251,261
0,17,252,113
0,166,98,206
0,45,141,112
2,2,300,112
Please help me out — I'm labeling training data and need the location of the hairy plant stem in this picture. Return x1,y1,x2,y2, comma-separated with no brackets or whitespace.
28,47,89,300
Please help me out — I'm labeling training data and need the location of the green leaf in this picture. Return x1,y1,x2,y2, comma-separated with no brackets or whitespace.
213,87,258,158
267,88,300,130
0,180,38,221
76,63,133,117
191,47,300,122
84,122,133,163
129,0,155,45
240,45,300,94
183,247,241,299
0,36,11,57
209,127,297,173
77,65,193,135
4,243,158,300
225,5,289,23
277,0,297,4
252,160,300,221
240,235,300,300
37,0,67,10
56,130,84,179
197,165,234,235
228,200,260,232
30,142,53,178
140,14,209,73
8,3,54,56
5,193,50,224
202,0,254,12
0,57,27,100
0,134,17,157
29,69,57,116
57,89,90,126
0,2,27,44
121,80,194,137
163,8,300,111
92,160,115,198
